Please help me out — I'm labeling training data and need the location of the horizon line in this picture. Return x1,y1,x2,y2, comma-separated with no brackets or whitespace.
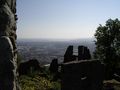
17,37,94,40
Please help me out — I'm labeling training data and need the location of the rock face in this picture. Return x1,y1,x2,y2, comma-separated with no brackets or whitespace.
64,45,91,63
78,46,91,60
49,58,58,73
64,45,75,63
0,0,18,90
18,59,41,76
61,60,104,90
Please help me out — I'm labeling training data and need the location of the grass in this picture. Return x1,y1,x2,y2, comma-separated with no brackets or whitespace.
19,70,61,90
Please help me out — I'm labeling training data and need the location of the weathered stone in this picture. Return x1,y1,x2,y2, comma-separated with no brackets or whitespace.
49,58,58,73
0,0,19,89
0,5,16,35
61,60,104,90
0,36,16,90
64,45,76,63
78,46,91,60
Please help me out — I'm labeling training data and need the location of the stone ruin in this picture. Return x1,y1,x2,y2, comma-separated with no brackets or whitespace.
62,46,104,90
0,0,19,90
64,45,91,63
61,60,104,90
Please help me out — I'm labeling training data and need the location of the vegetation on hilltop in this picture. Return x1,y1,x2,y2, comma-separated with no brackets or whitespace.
94,18,120,79
19,69,61,90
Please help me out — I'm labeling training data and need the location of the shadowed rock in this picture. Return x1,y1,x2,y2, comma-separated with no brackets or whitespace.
78,46,91,60
64,45,76,63
49,58,58,73
61,60,104,90
0,36,16,90
0,0,19,89
64,45,91,63
18,59,41,76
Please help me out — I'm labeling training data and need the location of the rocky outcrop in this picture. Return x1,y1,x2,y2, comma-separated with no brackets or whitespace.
64,45,76,63
0,0,18,90
49,58,58,73
61,60,104,90
64,45,91,63
18,59,41,76
78,46,91,60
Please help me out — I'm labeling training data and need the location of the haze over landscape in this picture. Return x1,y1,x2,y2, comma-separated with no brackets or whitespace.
16,0,120,64
17,38,95,64
17,0,120,40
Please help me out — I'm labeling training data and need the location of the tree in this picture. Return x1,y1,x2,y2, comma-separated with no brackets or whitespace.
94,18,120,78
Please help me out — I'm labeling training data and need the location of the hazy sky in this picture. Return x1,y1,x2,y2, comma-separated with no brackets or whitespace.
17,0,120,39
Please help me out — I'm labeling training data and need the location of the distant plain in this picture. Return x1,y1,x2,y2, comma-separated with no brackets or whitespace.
17,38,95,65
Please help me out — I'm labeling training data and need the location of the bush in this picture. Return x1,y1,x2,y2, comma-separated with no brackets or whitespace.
19,71,61,90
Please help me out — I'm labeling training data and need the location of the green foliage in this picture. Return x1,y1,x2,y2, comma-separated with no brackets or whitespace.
94,18,120,68
19,69,61,90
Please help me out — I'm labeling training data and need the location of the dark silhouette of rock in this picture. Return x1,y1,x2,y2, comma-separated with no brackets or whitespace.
49,58,58,73
78,46,91,60
0,37,16,90
64,45,91,63
61,60,104,90
49,58,61,81
64,45,76,63
0,0,19,89
18,59,41,76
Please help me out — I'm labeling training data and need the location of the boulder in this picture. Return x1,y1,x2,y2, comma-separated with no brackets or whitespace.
18,59,41,76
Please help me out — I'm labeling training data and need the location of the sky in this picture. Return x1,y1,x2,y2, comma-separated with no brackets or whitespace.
17,0,120,39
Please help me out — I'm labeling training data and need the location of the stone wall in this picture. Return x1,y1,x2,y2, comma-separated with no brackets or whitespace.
61,60,104,90
0,0,18,90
